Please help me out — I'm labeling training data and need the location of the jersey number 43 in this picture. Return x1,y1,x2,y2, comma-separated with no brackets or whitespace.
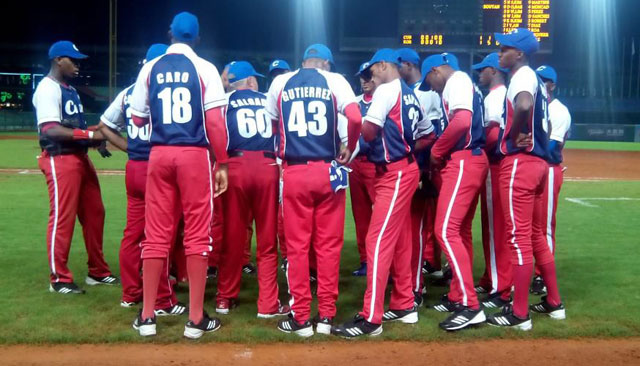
287,100,328,137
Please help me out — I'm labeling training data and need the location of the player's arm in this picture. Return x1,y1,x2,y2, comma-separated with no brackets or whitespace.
362,83,394,143
96,89,128,152
97,122,127,152
39,123,104,141
129,63,152,127
484,122,500,151
203,63,230,197
511,91,534,144
430,109,472,166
328,73,361,164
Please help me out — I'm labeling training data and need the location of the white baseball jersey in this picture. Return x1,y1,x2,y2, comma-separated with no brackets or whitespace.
548,99,571,143
483,85,507,128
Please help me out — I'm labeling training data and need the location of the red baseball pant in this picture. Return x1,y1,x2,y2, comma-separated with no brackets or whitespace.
535,163,564,276
478,162,512,299
421,196,441,271
38,151,112,283
217,151,280,313
283,161,345,323
434,150,488,310
349,156,377,264
360,158,419,324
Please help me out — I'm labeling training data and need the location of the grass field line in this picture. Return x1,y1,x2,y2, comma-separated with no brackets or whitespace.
565,197,640,207
0,168,125,175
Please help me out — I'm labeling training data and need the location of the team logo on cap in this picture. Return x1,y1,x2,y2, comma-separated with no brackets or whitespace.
362,62,370,69
72,44,79,51
537,66,546,72
272,61,280,67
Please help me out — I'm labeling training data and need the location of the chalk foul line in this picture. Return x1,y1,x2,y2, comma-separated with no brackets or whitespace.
565,197,640,208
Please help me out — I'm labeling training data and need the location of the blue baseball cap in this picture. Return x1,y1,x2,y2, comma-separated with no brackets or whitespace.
536,65,557,83
355,62,371,76
495,28,539,55
48,41,88,60
472,53,508,73
170,12,199,42
362,48,401,72
418,53,460,91
227,61,264,83
396,48,420,66
303,44,334,64
144,44,168,63
269,59,291,73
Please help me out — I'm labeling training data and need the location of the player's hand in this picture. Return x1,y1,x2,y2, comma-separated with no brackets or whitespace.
214,164,228,198
97,141,112,158
336,146,353,165
430,154,445,170
514,133,533,148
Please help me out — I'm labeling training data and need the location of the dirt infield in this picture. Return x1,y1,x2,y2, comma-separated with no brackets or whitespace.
1,339,639,365
563,149,640,180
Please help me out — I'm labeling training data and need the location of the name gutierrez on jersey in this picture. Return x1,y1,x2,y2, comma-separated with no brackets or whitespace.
281,87,331,102
156,71,190,84
230,97,266,109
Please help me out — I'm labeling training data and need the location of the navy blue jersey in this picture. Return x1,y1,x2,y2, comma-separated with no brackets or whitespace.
440,72,486,153
357,95,373,156
147,54,207,146
225,89,274,152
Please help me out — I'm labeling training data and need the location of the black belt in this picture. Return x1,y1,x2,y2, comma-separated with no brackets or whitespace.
228,150,276,159
42,147,88,157
286,158,332,166
374,154,414,173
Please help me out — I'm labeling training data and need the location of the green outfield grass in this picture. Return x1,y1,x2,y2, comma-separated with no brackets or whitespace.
0,137,639,344
564,140,640,151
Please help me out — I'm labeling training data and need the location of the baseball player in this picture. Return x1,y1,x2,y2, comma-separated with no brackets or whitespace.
215,61,288,318
128,12,229,339
486,29,565,330
97,44,185,316
471,53,513,309
268,59,291,79
531,65,572,295
420,52,489,331
34,40,117,295
333,48,435,338
265,44,362,337
397,47,444,305
348,62,377,277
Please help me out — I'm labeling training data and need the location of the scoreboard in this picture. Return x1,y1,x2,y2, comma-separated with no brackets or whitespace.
398,0,552,51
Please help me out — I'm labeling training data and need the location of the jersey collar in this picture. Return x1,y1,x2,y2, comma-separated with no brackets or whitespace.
166,43,197,57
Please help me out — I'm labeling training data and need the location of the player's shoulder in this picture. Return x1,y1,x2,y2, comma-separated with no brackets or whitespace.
550,98,571,116
35,77,60,94
513,65,537,83
270,70,297,91
451,71,474,87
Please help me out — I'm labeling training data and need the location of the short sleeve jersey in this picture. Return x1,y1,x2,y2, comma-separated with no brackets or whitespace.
129,43,226,147
225,89,274,152
547,98,571,164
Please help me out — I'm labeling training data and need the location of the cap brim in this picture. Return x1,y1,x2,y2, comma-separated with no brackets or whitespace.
471,62,487,70
418,76,431,91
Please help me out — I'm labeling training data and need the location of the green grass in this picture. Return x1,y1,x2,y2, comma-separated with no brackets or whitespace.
0,138,639,344
565,140,640,151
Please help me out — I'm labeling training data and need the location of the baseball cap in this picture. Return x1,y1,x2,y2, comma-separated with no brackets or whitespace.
396,48,420,66
48,41,88,60
144,44,169,63
227,61,264,83
472,53,508,73
355,62,371,76
170,12,199,42
362,48,401,72
418,53,460,91
495,28,539,55
269,59,291,73
536,65,557,83
303,44,334,64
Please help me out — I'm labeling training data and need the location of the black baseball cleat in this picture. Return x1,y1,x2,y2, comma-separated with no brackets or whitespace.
120,300,140,307
530,296,566,320
482,293,511,309
132,310,156,337
439,305,486,331
312,314,333,335
382,305,419,324
432,294,457,312
414,291,424,307
351,262,367,277
85,275,120,286
422,261,444,278
242,263,257,275
332,316,382,338
474,285,489,294
49,282,85,295
530,276,547,295
155,302,187,317
277,317,314,337
184,312,221,339
280,258,288,273
206,266,218,279
486,304,532,331
257,303,291,319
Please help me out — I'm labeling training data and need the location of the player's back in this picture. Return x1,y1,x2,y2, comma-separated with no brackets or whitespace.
121,85,151,160
225,89,274,152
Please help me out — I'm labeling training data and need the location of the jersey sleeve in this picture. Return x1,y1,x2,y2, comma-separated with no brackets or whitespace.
33,79,62,125
99,88,127,131
549,103,572,143
201,61,227,111
414,113,435,139
443,73,474,113
484,88,506,127
416,89,442,122
326,72,358,113
129,62,152,118
265,74,286,120
364,81,397,127
509,67,538,101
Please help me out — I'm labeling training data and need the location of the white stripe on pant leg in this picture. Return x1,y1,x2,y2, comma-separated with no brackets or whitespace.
508,159,523,265
206,151,214,250
441,160,468,306
281,176,295,318
546,166,555,253
485,173,498,294
368,171,403,323
414,211,425,292
49,156,59,282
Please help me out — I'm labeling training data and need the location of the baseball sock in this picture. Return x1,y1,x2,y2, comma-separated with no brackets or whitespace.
142,258,164,320
187,255,208,324
512,263,533,319
538,262,561,307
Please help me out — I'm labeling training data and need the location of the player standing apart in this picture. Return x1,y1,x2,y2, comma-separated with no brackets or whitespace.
420,53,489,331
471,53,513,309
265,44,362,337
487,29,565,330
332,49,435,338
215,61,289,318
530,65,571,295
128,12,229,338
34,40,117,295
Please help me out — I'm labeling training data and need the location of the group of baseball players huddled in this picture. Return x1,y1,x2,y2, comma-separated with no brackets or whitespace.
34,11,571,339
